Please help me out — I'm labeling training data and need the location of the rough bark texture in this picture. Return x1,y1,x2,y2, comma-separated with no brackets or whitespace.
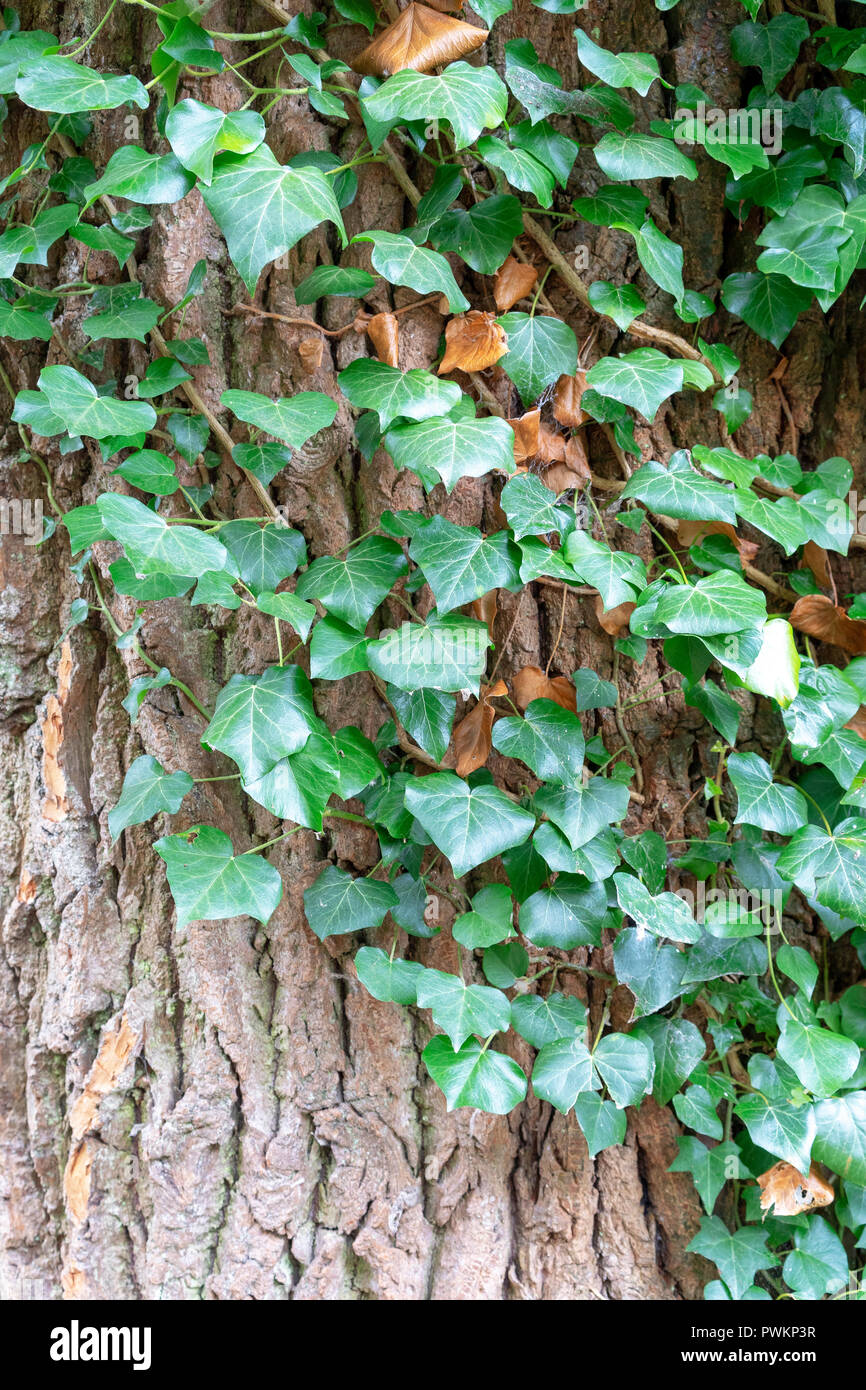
1,0,863,1301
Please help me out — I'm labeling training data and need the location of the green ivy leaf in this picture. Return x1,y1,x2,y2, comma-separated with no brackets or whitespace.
355,946,424,1005
385,411,514,493
670,1137,742,1213
613,873,702,944
338,359,460,430
585,349,685,422
219,520,306,596
255,591,316,643
361,62,509,150
783,1216,849,1300
296,536,407,631
812,1092,866,1185
98,493,228,577
416,968,511,1047
367,615,491,694
38,366,155,439
242,732,340,831
687,1217,778,1299
491,698,585,783
294,265,378,303
423,1035,528,1113
200,145,346,293
655,570,767,637
221,388,337,448
108,755,193,838
409,519,520,614
587,279,646,332
563,530,647,607
532,1036,597,1112
202,663,317,782
727,751,809,834
353,230,469,312
519,876,606,949
592,1032,654,1107
594,131,697,182
533,777,630,852
16,56,148,112
303,863,398,940
164,99,265,184
613,929,687,1017
574,1093,627,1157
510,992,587,1049
497,312,578,407
154,825,282,927
720,272,812,349
84,147,195,206
387,686,455,763
777,1019,860,1097
405,773,536,877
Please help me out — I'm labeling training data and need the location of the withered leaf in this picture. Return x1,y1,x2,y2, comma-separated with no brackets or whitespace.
845,705,866,740
803,539,832,591
471,589,498,631
757,1162,834,1218
494,256,538,313
508,408,540,465
452,679,507,777
677,518,759,566
353,3,487,77
595,596,635,637
439,310,508,374
367,311,399,367
512,665,576,712
298,336,324,374
789,594,866,655
553,372,588,428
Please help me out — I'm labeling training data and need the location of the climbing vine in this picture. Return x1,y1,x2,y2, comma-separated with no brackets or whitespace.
3,0,866,1301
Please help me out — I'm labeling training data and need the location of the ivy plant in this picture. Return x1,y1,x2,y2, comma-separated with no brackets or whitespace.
4,0,866,1303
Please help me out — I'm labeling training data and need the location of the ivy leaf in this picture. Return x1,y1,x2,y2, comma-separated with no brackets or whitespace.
783,1217,849,1300
38,365,156,439
812,1092,866,1185
592,1033,654,1108
519,876,606,949
673,1084,723,1139
16,56,148,112
735,1092,816,1174
687,1217,778,1300
164,99,265,184
83,291,162,344
633,219,686,303
510,992,587,1049
670,1137,743,1213
655,571,767,637
562,531,647,607
594,132,697,182
338,359,460,430
367,614,491,693
409,519,520,614
384,412,515,492
613,873,702,944
310,618,370,680
475,135,555,206
631,1016,706,1106
355,946,424,1005
532,1036,597,1112
727,751,808,834
361,62,509,150
416,968,511,1048
777,1020,860,1098
388,686,455,763
231,443,292,488
242,731,340,831
574,1093,627,1157
623,452,736,521
0,298,53,341
202,663,317,782
405,773,536,877
500,472,572,541
587,279,646,332
585,349,685,422
135,358,192,399
491,698,585,783
533,777,630,851
303,864,398,941
296,536,407,631
777,819,866,925
429,194,525,276
573,670,618,711
511,119,578,187
453,883,514,948
154,825,282,927
216,521,305,596
497,313,578,406
84,147,195,206
720,272,812,349
613,929,687,1017
575,30,661,95
730,15,809,92
108,755,193,838
221,388,337,448
97,494,228,577
423,1035,528,1113
295,265,378,303
353,230,469,312
200,145,346,293
256,591,316,643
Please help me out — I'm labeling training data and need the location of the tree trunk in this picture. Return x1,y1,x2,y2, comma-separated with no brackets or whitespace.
1,0,862,1302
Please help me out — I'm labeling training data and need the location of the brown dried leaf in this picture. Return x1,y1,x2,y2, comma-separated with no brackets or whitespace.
298,335,324,374
471,589,498,631
512,665,576,712
564,434,591,483
845,705,866,740
508,408,540,465
553,371,589,428
677,518,759,566
803,539,832,590
595,595,635,637
439,310,508,374
536,426,566,463
367,311,399,367
757,1162,834,1217
353,308,373,335
353,3,487,77
789,594,866,655
493,256,538,313
454,698,495,776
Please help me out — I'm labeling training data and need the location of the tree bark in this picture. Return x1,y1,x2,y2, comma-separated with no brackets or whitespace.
1,0,863,1301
